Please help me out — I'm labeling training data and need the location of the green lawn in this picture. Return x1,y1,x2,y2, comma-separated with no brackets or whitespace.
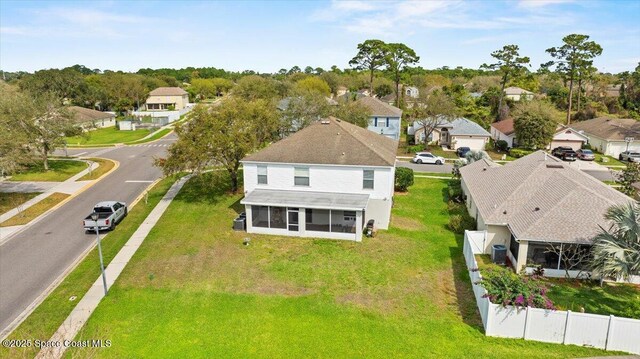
594,153,625,167
0,192,41,214
8,159,86,182
0,192,69,227
76,158,116,181
66,175,613,358
0,177,176,359
127,128,172,144
66,127,154,145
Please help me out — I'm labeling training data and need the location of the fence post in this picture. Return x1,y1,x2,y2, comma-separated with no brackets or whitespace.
523,307,531,339
605,315,615,351
485,303,493,335
562,310,572,344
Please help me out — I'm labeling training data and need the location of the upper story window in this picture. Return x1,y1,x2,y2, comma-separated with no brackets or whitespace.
257,165,268,185
363,169,374,189
386,117,390,127
294,167,309,186
374,117,378,127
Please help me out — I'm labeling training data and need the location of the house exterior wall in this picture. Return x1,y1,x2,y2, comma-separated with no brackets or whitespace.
583,134,640,157
451,136,488,151
367,116,401,140
549,130,587,151
490,127,515,147
146,94,189,110
242,162,395,235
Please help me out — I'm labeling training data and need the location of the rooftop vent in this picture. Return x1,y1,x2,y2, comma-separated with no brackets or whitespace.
534,207,540,211
320,120,330,125
503,210,507,215
546,163,564,169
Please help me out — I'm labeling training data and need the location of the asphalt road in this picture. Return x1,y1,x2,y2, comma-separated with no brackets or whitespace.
0,135,175,336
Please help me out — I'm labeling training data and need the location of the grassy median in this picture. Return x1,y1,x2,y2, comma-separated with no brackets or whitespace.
8,160,86,182
0,176,177,359
67,174,614,358
0,192,41,215
76,158,116,181
0,193,70,227
66,127,153,146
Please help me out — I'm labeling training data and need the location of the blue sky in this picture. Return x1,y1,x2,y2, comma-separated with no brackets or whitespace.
1,0,639,74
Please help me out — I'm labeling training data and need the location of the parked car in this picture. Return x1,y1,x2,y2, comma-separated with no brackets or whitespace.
456,147,471,157
575,149,595,161
551,146,577,161
619,151,640,163
412,152,445,165
83,201,127,232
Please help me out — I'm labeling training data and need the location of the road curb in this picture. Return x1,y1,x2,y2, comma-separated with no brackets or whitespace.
0,168,161,343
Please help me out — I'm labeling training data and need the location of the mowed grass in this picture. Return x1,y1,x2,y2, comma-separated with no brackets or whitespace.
68,174,613,358
0,192,69,227
8,159,86,182
0,177,176,359
67,127,153,145
0,192,41,215
76,158,116,181
127,128,172,144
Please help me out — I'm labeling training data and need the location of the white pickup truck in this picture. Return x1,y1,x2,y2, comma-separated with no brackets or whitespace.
83,201,128,232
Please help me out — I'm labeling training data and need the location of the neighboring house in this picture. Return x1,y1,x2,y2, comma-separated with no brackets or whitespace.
240,117,398,242
569,117,640,157
490,118,588,150
357,96,402,140
409,117,490,151
504,86,534,101
403,85,419,98
336,86,348,97
276,96,338,133
145,87,189,111
68,106,116,128
460,151,632,277
490,118,517,147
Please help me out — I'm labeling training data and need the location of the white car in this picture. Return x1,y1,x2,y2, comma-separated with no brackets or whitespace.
412,152,445,165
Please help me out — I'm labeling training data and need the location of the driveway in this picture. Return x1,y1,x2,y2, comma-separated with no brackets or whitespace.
397,160,454,174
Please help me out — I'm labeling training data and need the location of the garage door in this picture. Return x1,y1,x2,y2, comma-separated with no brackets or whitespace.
550,140,582,151
453,137,488,151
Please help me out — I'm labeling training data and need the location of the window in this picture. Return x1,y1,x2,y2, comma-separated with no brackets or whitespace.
252,206,269,228
269,207,286,229
343,211,356,221
526,242,560,269
294,167,309,186
363,169,374,189
509,234,519,260
257,166,267,185
305,208,313,223
386,117,390,127
374,117,378,127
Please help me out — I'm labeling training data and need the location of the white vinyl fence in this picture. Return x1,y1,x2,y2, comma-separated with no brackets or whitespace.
463,230,640,355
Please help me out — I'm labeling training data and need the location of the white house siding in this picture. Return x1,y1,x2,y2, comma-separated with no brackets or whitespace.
490,127,515,147
243,163,395,237
93,118,116,128
367,116,401,140
584,134,640,157
549,129,586,151
451,136,488,151
146,94,189,110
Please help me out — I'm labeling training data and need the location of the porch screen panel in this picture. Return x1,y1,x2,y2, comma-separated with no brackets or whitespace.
526,242,560,269
307,209,330,232
252,206,269,228
269,206,287,229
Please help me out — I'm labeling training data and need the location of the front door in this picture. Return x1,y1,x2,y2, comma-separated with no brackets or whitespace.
288,208,299,231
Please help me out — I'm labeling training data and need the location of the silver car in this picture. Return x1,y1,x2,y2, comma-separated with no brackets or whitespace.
412,152,445,165
619,151,640,163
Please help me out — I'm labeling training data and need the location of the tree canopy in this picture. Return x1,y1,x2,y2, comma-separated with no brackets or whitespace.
513,101,558,149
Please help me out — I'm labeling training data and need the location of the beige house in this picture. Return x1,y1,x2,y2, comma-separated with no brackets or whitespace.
68,106,116,128
145,87,189,111
490,118,588,150
504,86,534,101
460,151,632,277
569,117,640,158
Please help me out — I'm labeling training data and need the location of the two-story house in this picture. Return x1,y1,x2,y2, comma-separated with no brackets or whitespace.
240,117,398,242
145,87,189,111
357,97,402,140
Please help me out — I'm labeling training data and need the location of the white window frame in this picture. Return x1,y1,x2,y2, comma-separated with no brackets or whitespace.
257,165,268,185
363,169,374,189
294,167,309,186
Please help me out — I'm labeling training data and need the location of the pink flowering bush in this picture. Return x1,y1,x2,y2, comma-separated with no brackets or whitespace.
477,266,555,310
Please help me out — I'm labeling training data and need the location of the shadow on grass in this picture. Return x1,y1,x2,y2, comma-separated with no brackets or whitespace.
175,171,241,204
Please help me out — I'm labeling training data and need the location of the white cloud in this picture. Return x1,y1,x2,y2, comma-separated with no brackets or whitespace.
0,26,28,35
518,0,575,9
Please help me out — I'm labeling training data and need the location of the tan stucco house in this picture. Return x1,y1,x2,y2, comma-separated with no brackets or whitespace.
145,87,189,111
569,117,640,158
460,151,632,277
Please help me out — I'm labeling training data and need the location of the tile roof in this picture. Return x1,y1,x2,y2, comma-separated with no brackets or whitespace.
357,96,402,117
568,117,640,141
68,106,115,123
242,117,398,167
460,150,632,244
148,87,188,96
491,118,515,136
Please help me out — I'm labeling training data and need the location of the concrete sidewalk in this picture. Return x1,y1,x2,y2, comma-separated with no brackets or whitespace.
36,175,191,359
0,161,98,225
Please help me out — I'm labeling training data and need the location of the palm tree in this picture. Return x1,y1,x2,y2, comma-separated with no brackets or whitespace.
590,202,640,282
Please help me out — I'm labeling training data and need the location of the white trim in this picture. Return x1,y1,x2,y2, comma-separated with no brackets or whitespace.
241,161,394,169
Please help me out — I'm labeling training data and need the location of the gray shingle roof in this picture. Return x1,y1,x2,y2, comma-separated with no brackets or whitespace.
68,106,115,123
242,117,398,167
504,86,533,95
568,117,640,141
357,97,402,117
460,151,632,244
446,118,491,136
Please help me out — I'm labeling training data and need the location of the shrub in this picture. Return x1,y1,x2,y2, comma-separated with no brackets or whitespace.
406,133,415,146
478,266,555,310
406,144,423,154
447,213,476,233
495,140,509,152
581,143,592,150
394,167,414,192
448,179,462,199
509,148,534,158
